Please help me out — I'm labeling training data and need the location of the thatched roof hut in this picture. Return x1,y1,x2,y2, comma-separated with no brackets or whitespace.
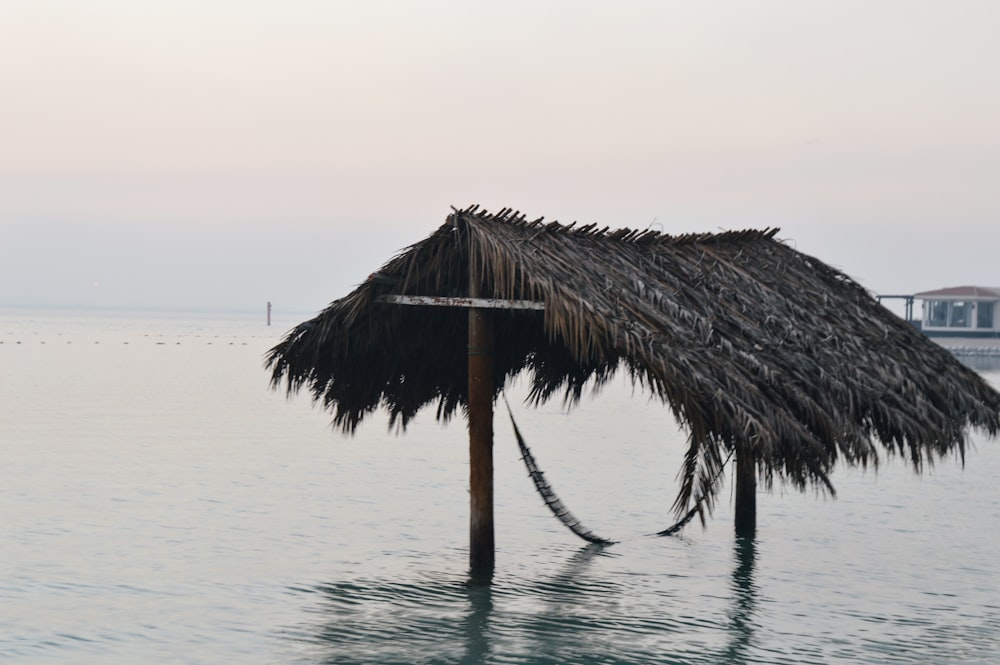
267,206,1000,567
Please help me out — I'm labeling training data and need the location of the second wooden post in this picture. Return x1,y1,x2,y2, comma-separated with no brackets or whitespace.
734,448,757,536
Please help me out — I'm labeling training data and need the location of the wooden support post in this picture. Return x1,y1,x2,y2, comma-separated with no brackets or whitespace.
468,284,496,573
734,448,756,536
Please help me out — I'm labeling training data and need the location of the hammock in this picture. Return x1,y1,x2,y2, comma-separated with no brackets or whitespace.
503,396,733,545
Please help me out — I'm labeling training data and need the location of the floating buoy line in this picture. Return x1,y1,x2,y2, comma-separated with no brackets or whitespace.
0,339,254,345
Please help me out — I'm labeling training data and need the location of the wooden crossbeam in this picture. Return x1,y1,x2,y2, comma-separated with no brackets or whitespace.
377,295,545,310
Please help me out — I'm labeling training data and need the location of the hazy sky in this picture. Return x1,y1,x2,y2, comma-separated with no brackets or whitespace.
2,1,998,316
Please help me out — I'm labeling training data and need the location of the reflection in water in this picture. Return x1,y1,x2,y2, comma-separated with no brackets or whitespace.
295,536,776,665
300,545,618,665
461,570,495,664
298,540,764,665
543,542,612,589
462,548,612,664
521,543,619,664
305,575,472,664
461,547,610,665
720,535,758,664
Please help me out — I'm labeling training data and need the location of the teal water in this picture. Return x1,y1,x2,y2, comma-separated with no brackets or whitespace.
1,309,998,664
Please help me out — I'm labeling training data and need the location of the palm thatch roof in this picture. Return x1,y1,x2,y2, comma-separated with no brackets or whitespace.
267,206,1000,520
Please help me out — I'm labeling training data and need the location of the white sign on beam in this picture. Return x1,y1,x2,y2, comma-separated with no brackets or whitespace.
377,295,545,310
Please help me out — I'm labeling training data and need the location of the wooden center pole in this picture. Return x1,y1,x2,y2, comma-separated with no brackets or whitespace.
734,448,757,536
468,269,496,574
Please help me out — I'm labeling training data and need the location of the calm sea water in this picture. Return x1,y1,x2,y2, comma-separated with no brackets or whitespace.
1,308,998,665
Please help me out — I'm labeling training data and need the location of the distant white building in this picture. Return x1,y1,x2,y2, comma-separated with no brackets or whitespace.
915,286,1000,338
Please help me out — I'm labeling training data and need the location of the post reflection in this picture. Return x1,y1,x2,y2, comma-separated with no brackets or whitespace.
720,534,759,664
461,568,495,664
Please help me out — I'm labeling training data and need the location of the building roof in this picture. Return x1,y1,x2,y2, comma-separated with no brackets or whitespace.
267,206,1000,520
915,286,1000,299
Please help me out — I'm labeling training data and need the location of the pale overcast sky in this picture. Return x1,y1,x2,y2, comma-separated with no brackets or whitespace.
2,1,998,315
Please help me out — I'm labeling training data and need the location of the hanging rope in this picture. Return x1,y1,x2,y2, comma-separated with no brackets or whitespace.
503,395,734,545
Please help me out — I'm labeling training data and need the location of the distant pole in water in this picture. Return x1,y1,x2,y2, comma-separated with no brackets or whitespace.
267,301,272,326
